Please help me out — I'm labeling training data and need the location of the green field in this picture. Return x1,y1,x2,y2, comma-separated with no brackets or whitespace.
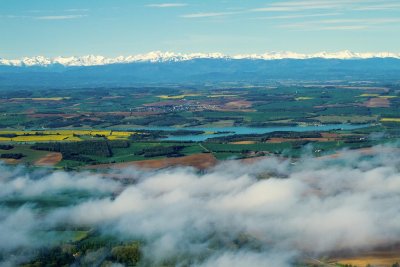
0,83,399,169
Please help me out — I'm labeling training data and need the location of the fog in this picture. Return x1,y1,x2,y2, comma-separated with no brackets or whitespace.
1,146,400,266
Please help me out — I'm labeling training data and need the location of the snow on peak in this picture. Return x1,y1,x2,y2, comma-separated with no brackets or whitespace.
0,51,399,67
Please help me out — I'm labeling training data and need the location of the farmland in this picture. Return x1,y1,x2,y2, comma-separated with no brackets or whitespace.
0,82,399,170
3,0,400,264
1,82,400,267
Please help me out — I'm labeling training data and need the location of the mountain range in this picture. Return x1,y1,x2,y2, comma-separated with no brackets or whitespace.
1,51,400,67
0,51,400,87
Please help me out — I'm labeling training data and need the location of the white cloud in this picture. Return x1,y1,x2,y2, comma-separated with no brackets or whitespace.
355,3,400,10
64,9,90,12
252,13,341,20
181,12,236,18
320,18,400,24
280,23,368,31
35,14,87,20
46,147,400,264
250,0,399,13
318,25,368,30
147,3,187,8
250,0,345,12
278,17,400,31
3,146,400,265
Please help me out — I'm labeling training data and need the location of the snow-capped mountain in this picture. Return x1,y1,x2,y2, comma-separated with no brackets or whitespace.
1,51,400,67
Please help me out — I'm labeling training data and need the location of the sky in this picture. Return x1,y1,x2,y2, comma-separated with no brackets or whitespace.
1,0,400,58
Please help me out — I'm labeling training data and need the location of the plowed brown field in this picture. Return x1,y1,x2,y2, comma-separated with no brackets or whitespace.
87,153,218,170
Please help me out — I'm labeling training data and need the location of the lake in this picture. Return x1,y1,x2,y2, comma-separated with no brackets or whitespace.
123,124,370,142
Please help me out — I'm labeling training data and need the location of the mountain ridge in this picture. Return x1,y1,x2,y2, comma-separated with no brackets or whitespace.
1,57,399,87
2,50,400,67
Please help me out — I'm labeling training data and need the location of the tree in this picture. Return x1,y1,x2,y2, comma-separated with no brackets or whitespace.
111,243,141,266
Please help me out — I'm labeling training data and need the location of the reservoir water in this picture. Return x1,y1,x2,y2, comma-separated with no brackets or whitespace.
123,124,370,142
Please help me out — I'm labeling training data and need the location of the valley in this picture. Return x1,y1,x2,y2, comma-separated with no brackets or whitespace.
1,82,399,171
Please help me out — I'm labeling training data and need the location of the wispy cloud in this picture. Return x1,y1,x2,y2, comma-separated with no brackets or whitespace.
355,3,400,10
176,0,399,24
252,13,341,20
27,9,89,14
35,15,87,20
279,17,400,31
0,14,87,20
0,15,29,19
251,0,344,12
181,12,236,18
317,25,368,30
320,18,400,24
179,0,395,21
147,3,187,8
4,147,400,266
65,9,90,12
250,0,399,13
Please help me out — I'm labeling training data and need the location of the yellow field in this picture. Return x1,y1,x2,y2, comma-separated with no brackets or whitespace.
381,118,400,122
106,135,127,140
0,130,135,142
44,130,133,137
157,94,201,99
111,131,134,136
43,130,108,136
295,97,314,101
230,141,256,144
359,93,379,97
89,130,112,136
0,131,28,135
358,94,397,99
208,94,238,98
10,97,71,101
0,135,81,142
106,131,135,140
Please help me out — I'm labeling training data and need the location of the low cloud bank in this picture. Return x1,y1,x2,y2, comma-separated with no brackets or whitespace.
1,146,400,266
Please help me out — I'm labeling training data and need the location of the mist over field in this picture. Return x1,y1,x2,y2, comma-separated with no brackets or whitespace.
1,145,400,266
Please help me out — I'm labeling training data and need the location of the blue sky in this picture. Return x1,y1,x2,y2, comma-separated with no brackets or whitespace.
1,0,400,58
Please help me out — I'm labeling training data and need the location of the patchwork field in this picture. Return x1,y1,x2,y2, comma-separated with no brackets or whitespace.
1,82,400,267
0,83,399,170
